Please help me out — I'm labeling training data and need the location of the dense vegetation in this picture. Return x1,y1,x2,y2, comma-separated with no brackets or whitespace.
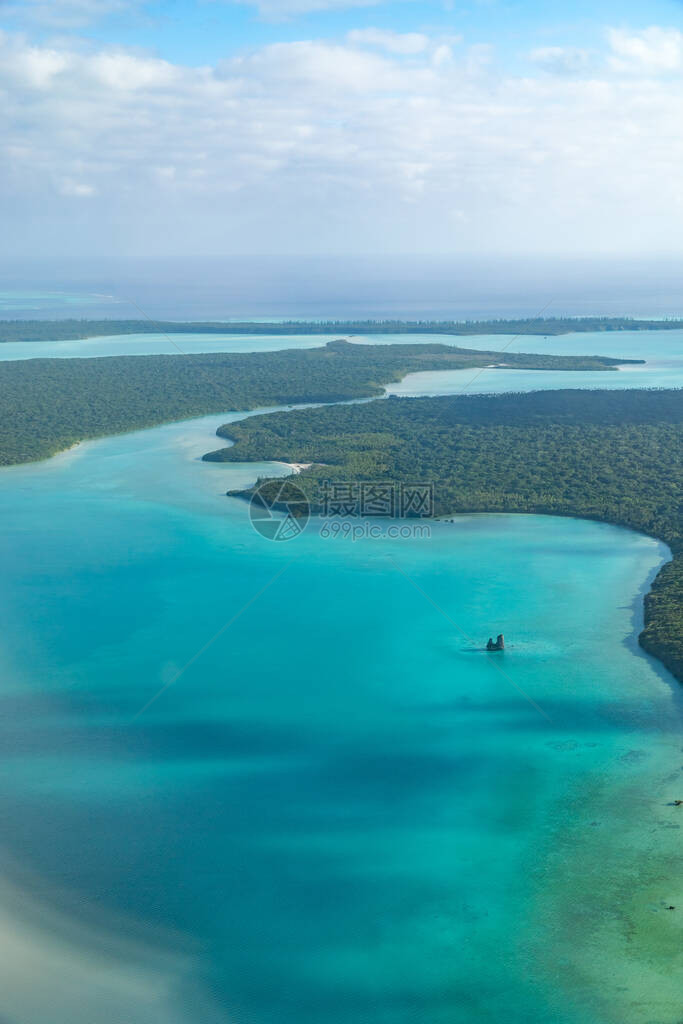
0,341,631,465
209,389,683,684
1,316,681,343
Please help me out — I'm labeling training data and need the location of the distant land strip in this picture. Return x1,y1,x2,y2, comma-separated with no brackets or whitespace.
1,316,683,343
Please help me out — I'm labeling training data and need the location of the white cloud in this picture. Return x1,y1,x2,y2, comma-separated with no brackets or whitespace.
432,44,453,68
529,46,591,75
607,26,683,74
347,29,429,55
59,178,97,197
4,43,71,88
233,0,386,16
224,39,426,92
3,27,683,257
87,52,179,91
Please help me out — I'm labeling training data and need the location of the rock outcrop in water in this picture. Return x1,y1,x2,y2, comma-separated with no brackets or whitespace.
486,634,505,651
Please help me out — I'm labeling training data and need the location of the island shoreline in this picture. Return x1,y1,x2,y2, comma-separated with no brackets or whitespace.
0,315,679,344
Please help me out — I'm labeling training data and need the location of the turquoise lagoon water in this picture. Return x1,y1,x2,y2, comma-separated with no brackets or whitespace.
0,290,121,315
0,411,681,1023
380,328,683,394
385,360,683,396
0,332,333,361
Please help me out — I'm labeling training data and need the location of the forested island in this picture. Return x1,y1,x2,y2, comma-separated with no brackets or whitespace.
1,316,682,343
208,388,683,685
0,340,635,465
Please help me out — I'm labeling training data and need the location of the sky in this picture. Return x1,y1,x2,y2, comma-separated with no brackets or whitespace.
2,0,683,261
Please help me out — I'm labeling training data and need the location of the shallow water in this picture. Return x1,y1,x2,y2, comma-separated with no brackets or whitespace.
385,360,683,396
382,328,683,394
0,325,679,359
0,289,120,315
0,411,681,1023
0,332,334,361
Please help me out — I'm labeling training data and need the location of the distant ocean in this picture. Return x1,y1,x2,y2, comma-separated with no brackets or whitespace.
2,255,683,321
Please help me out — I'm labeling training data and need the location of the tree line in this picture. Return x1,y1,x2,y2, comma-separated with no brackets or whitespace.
0,316,679,343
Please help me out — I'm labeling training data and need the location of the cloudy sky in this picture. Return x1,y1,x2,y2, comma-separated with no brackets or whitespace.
2,0,683,259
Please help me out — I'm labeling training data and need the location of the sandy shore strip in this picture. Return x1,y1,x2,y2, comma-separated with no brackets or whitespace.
273,461,314,474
